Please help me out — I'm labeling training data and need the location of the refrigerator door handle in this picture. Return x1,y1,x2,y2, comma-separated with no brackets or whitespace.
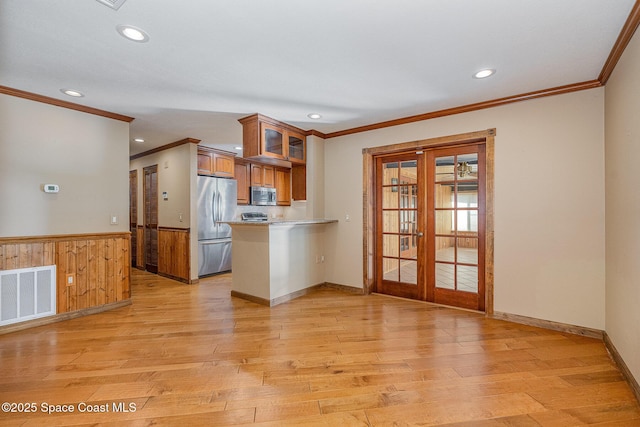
212,191,217,228
216,191,222,224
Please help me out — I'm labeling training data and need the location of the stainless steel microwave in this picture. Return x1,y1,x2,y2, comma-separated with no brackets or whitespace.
250,186,276,206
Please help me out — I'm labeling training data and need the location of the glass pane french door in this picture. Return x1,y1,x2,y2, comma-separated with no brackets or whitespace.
375,144,485,311
375,153,425,300
427,145,485,311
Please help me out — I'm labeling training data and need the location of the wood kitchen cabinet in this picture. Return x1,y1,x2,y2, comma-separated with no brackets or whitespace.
236,159,292,205
197,147,235,177
239,114,306,164
287,131,306,164
292,165,306,201
250,164,275,188
275,168,291,206
234,159,250,205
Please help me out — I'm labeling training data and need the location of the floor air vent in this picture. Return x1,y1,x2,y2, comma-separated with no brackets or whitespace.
0,266,56,327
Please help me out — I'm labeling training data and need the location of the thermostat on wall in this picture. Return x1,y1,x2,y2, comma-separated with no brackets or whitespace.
43,184,59,193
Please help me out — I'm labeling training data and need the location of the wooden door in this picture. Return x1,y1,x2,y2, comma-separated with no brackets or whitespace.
129,170,138,268
374,144,486,311
143,165,158,274
375,153,425,300
427,145,485,311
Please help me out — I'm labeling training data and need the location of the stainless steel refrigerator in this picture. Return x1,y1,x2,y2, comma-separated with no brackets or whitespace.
197,175,237,277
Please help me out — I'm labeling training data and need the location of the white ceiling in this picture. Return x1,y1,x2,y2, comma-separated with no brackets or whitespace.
0,0,635,155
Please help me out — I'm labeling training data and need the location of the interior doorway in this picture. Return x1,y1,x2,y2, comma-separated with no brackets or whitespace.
143,165,158,274
365,129,494,313
129,169,138,269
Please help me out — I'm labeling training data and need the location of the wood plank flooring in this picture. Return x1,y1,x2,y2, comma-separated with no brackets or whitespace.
1,270,639,426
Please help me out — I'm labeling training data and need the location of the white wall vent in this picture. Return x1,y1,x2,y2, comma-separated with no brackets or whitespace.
0,265,56,327
95,0,127,11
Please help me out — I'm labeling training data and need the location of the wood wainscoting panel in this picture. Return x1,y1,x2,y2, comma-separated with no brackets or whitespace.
54,234,130,314
0,241,55,269
158,227,190,282
0,233,131,318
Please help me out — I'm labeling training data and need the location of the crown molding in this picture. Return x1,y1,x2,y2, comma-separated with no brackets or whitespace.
0,85,134,123
322,80,602,139
305,129,328,139
599,0,640,84
130,137,201,160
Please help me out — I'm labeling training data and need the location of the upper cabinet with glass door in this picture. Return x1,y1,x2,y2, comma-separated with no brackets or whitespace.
239,114,306,164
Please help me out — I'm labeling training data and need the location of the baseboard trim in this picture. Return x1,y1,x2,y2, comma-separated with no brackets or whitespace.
270,284,324,306
0,299,132,335
490,311,604,339
604,332,640,404
322,282,364,294
230,290,271,306
157,272,189,284
231,282,361,307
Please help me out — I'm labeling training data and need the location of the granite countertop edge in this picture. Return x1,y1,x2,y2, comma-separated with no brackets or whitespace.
222,219,339,226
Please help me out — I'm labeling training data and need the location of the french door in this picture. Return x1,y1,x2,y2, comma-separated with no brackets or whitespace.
376,153,425,300
375,144,486,311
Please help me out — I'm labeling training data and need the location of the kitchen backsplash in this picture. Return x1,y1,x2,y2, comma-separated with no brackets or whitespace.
235,201,307,220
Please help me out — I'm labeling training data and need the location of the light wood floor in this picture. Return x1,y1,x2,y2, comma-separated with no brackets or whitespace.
1,270,639,426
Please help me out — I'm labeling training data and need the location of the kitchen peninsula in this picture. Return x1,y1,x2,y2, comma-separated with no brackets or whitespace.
225,219,338,306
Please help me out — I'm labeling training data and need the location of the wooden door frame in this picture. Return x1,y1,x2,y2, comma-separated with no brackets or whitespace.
362,128,495,314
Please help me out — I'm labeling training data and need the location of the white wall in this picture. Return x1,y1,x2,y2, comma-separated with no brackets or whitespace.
230,223,330,301
306,136,326,219
324,88,606,330
604,25,640,384
0,94,129,237
129,143,194,228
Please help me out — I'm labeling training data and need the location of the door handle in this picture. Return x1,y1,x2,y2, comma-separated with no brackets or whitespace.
216,192,221,223
415,231,424,237
212,192,218,226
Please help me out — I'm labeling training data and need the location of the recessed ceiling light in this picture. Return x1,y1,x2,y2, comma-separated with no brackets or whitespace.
234,146,243,151
60,89,84,97
133,138,145,143
307,113,322,119
116,25,149,43
473,69,496,79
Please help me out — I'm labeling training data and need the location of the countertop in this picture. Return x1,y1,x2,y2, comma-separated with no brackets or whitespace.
222,219,338,226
